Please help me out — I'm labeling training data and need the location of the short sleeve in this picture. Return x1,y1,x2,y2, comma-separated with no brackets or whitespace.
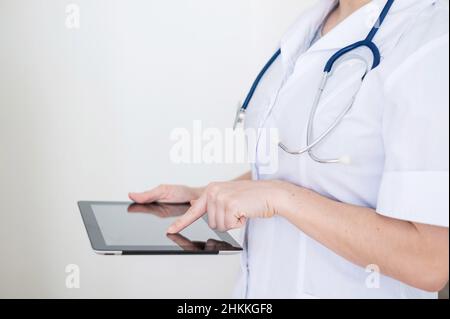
376,35,449,227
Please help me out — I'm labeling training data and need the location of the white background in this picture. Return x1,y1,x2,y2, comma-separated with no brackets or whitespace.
0,0,315,298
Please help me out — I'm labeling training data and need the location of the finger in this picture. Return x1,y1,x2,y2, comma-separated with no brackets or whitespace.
225,204,247,230
128,185,169,204
237,216,247,228
206,198,217,230
224,211,244,230
215,197,226,232
167,194,207,234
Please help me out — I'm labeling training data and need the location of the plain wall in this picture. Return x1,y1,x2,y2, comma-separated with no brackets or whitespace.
0,0,315,298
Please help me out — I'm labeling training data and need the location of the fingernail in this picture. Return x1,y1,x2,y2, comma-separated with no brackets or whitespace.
167,226,176,234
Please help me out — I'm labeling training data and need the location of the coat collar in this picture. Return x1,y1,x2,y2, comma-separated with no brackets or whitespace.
279,0,337,70
279,0,438,72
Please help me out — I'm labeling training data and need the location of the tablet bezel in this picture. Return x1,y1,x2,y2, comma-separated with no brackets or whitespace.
78,201,243,255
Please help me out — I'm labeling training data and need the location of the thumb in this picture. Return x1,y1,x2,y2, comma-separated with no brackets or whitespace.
129,185,168,204
167,194,207,234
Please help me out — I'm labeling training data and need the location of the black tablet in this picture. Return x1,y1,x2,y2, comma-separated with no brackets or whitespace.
78,201,242,255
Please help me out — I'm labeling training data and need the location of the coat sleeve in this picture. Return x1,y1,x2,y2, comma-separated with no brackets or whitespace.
376,34,449,227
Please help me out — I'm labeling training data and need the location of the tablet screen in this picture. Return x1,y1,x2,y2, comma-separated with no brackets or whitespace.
79,201,242,254
91,203,222,246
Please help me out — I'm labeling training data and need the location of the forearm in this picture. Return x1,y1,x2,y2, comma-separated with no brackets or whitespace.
277,183,448,291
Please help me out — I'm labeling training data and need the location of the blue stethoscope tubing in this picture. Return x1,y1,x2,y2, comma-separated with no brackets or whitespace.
234,0,395,164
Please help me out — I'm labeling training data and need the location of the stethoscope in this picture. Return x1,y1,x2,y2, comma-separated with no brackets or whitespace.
233,0,395,164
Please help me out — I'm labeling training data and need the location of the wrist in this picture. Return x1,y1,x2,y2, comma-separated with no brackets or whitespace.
271,180,306,218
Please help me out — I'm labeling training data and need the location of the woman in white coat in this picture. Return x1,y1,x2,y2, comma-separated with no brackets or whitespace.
130,0,449,298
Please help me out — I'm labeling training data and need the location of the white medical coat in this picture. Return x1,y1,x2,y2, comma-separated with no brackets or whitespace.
235,0,449,299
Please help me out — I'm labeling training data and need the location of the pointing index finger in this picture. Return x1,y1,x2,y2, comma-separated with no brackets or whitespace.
167,194,207,234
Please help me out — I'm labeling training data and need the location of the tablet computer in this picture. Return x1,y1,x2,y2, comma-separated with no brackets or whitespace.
78,201,242,255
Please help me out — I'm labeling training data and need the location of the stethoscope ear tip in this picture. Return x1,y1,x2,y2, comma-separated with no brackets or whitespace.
339,156,352,165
